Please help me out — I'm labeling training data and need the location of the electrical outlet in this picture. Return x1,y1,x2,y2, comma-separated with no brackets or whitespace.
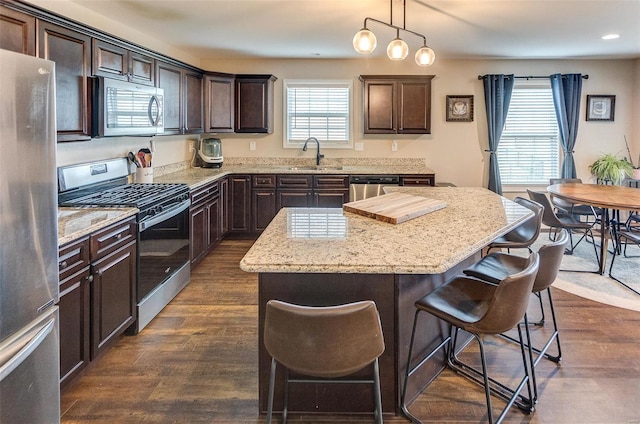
250,141,256,151
188,141,195,152
391,140,398,152
355,142,364,151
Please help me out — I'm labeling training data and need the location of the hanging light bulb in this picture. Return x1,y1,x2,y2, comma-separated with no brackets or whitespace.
387,30,408,60
353,28,377,54
415,45,435,66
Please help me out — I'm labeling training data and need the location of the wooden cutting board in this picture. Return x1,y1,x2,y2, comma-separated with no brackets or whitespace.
343,192,447,224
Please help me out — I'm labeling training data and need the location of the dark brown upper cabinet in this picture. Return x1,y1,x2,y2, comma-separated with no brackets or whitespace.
156,61,203,135
92,39,155,86
235,74,277,134
204,73,235,133
0,5,35,56
360,75,434,134
38,21,92,142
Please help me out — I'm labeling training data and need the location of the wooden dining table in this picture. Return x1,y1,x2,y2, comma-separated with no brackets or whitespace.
547,183,640,277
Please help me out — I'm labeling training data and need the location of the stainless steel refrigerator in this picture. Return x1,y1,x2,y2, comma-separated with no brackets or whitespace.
0,49,61,423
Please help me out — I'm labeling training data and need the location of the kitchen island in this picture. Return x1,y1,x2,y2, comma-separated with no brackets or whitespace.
240,187,533,418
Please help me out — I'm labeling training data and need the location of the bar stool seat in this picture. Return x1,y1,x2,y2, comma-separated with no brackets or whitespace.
486,197,543,253
264,300,385,424
402,253,539,424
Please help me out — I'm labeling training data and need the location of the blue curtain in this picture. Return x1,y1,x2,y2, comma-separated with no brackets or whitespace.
550,74,582,179
483,74,514,195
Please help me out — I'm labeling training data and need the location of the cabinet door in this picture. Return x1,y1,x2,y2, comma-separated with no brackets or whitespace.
208,196,220,247
314,190,349,207
184,70,204,133
0,5,35,56
398,80,432,134
92,39,128,81
277,190,312,210
129,50,155,86
58,267,91,388
230,175,251,233
252,189,276,233
363,80,396,134
190,202,208,266
204,74,234,133
219,177,229,236
38,22,91,142
156,61,183,134
235,75,275,133
91,241,136,359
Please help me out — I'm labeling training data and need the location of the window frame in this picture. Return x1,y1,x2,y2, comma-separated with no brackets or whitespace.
498,80,562,189
282,79,353,149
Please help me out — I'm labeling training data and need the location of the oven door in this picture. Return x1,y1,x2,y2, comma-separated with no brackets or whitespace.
137,201,190,303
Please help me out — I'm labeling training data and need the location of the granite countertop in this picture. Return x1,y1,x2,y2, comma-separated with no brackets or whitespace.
153,164,435,190
58,207,138,246
239,187,533,275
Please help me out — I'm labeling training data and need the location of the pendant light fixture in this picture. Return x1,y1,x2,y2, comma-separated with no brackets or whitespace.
352,0,435,66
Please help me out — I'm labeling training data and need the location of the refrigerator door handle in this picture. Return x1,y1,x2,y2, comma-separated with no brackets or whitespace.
0,317,55,381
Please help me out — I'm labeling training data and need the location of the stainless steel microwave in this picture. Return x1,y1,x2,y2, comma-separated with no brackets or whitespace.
92,77,164,137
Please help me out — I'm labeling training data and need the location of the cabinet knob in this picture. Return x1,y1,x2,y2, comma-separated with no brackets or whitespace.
86,274,94,283
115,233,122,240
59,260,68,269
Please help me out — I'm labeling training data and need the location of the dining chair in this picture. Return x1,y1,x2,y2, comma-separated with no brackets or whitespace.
486,197,543,254
609,219,640,295
264,300,385,424
401,252,539,424
527,190,600,265
549,178,602,224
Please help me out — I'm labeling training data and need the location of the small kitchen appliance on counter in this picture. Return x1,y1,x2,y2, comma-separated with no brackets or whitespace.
197,136,223,168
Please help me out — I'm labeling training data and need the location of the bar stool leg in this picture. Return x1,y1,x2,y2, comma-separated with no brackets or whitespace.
267,358,277,424
282,368,289,424
373,358,383,424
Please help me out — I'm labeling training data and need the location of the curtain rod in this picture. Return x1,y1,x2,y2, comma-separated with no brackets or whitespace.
477,74,589,80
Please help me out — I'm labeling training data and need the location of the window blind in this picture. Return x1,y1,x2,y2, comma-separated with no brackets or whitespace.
285,82,350,145
498,85,560,185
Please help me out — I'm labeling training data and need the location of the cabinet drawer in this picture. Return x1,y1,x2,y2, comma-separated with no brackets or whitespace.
90,218,136,259
59,237,90,282
277,175,312,188
313,175,349,189
253,174,276,188
190,181,219,206
400,175,435,186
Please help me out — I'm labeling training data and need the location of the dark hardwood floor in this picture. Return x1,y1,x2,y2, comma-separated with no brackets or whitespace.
61,238,640,423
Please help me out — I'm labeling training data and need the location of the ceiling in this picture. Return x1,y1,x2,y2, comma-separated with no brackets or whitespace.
69,0,640,61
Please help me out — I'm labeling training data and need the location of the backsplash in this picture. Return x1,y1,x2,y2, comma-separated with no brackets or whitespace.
154,157,428,177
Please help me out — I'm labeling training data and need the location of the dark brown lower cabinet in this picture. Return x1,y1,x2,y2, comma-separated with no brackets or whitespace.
190,180,222,267
58,237,91,388
252,189,276,233
90,240,136,359
230,175,251,233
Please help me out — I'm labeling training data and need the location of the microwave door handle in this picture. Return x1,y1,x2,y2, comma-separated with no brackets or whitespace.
148,95,161,126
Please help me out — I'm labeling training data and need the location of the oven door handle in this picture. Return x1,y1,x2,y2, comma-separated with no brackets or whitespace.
139,199,190,232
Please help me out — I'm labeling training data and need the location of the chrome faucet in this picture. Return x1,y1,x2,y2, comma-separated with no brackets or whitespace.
302,137,324,166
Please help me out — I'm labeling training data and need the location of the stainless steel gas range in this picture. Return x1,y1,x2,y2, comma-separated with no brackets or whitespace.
58,158,190,333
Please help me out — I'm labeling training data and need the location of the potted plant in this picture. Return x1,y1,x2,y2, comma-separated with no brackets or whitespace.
624,136,640,180
589,153,633,185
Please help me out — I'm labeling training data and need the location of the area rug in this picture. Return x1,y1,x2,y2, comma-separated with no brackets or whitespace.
531,232,640,312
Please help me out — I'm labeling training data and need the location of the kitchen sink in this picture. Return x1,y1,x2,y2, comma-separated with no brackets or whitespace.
287,165,343,171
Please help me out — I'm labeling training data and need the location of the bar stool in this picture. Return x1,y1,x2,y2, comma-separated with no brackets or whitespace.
464,230,570,401
486,197,543,254
401,252,539,424
264,300,385,424
609,224,640,295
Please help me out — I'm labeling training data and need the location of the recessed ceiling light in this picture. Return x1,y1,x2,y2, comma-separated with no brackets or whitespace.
602,34,620,40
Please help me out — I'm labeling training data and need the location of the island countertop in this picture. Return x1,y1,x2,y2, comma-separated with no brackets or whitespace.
240,187,533,274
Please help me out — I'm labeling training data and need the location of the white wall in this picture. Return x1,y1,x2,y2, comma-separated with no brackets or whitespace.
202,57,639,187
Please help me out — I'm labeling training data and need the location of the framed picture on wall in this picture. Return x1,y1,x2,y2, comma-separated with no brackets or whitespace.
586,95,615,121
446,95,474,122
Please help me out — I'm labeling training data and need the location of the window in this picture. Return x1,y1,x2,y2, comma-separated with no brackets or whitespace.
283,80,352,149
498,82,560,185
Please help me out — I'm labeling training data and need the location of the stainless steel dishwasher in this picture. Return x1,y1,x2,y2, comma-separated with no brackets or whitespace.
348,175,400,201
